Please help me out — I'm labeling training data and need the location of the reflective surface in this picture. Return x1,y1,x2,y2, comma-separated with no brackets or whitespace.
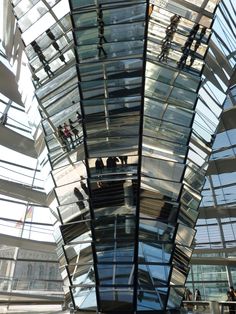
9,0,236,312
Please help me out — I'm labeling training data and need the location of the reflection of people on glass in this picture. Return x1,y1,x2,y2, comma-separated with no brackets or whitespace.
106,157,113,170
80,176,89,195
148,4,154,17
97,43,107,58
119,156,128,167
63,122,75,149
112,157,119,171
97,181,103,188
98,21,107,44
75,110,82,123
96,4,107,58
68,119,79,142
57,125,70,152
106,157,118,172
74,187,85,210
184,288,192,301
95,158,104,174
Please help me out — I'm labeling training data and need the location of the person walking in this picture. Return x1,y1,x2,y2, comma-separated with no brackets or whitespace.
57,125,70,152
68,118,79,143
63,122,75,149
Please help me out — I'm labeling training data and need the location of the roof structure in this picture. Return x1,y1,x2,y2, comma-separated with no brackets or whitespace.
0,0,235,312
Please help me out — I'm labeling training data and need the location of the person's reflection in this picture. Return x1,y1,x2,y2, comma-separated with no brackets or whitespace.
96,4,103,22
80,176,89,195
68,119,79,143
98,21,107,44
74,187,85,210
95,157,104,174
148,4,154,17
119,156,128,167
97,43,107,58
57,125,70,152
63,122,75,149
75,109,82,124
106,157,113,171
112,157,119,171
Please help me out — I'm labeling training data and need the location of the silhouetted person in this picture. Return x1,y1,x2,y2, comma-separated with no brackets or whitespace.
59,54,67,64
97,43,107,58
69,119,79,141
31,40,41,54
95,158,104,174
74,187,83,200
96,4,103,22
112,157,119,171
76,110,82,123
74,187,85,211
106,157,113,170
0,113,7,125
119,156,128,166
98,21,107,44
44,63,54,78
80,177,89,195
46,28,55,40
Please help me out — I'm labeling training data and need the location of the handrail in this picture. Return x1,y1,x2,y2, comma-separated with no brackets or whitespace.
183,300,236,314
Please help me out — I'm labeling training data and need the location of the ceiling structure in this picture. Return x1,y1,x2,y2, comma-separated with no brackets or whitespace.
0,0,235,313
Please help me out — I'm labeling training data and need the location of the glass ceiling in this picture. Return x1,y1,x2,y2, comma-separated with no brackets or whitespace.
0,0,236,311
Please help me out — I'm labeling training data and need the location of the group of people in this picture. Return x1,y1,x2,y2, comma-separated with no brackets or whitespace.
96,5,107,58
57,112,82,152
95,156,128,173
158,14,181,62
184,286,236,313
31,29,67,85
184,288,201,302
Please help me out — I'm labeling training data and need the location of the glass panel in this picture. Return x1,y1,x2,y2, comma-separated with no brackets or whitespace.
60,221,91,244
99,288,133,312
68,264,95,285
142,156,185,182
139,219,174,242
55,178,89,206
138,242,172,264
141,176,182,201
94,216,136,242
143,136,187,163
72,287,97,309
170,265,188,285
96,242,134,263
140,192,179,223
87,136,139,158
143,118,191,145
172,245,193,268
64,243,93,266
58,202,90,224
167,286,185,309
138,264,171,287
90,179,136,216
97,264,133,285
137,288,168,311
175,223,196,247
